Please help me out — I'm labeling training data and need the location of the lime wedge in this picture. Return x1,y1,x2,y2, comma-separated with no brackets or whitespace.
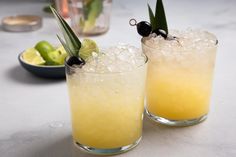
48,46,68,65
79,39,99,60
35,41,55,65
22,48,46,65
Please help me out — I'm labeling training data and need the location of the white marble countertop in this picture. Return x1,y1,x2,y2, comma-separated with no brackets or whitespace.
0,0,236,156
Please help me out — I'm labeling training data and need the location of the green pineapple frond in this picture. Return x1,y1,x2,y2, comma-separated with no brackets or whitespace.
50,6,81,57
148,0,168,34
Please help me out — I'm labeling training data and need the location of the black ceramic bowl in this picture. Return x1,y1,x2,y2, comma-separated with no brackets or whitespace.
18,52,65,78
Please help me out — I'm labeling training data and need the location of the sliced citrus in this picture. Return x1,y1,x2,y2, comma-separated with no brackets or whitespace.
48,46,68,65
79,39,99,60
22,48,46,65
35,41,55,65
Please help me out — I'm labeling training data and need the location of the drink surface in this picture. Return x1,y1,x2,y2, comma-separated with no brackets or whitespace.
142,30,217,120
67,44,147,148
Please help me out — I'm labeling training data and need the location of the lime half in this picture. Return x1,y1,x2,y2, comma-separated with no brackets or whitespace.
48,46,68,65
79,39,99,60
22,48,46,65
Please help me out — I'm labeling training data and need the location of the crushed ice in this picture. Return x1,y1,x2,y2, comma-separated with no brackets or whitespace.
77,44,146,73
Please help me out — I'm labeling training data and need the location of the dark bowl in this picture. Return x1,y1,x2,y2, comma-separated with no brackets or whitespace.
18,52,65,79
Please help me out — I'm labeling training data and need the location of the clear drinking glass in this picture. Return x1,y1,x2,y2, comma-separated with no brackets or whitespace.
142,30,218,126
65,54,147,155
68,0,112,36
54,0,69,18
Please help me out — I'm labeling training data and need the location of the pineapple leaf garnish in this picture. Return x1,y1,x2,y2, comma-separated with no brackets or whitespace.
57,35,73,56
148,0,168,34
148,4,156,31
50,6,81,57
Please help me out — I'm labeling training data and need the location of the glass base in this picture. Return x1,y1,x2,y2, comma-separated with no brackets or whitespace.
146,109,207,126
74,137,141,155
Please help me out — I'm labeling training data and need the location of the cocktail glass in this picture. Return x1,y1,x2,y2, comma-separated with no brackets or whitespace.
142,30,218,126
65,47,147,155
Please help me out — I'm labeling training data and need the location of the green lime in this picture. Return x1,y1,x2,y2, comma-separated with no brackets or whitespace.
35,41,55,65
79,39,99,60
48,46,68,65
22,48,46,65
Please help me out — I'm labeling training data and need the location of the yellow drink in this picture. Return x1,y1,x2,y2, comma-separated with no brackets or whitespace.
66,45,147,154
142,30,217,126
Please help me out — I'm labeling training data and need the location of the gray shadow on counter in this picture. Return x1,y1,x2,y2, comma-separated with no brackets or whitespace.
143,114,200,136
29,136,115,157
1,116,206,157
6,65,65,85
29,135,75,157
33,136,100,157
142,114,208,149
29,136,129,157
0,128,99,157
0,135,71,157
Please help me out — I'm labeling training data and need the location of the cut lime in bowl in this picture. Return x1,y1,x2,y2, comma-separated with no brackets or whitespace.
18,51,65,79
18,38,99,78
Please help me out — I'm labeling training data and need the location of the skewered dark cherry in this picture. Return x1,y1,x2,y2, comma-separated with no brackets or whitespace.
66,56,85,67
137,21,152,37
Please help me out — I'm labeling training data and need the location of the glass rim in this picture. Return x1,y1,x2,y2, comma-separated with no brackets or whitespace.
65,53,148,75
141,30,218,50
